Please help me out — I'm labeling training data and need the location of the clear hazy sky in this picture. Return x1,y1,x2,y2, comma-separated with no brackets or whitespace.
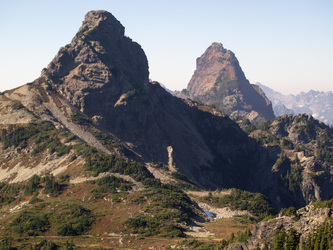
1,0,332,94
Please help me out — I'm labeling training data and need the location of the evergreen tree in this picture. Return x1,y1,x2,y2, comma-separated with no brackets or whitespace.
270,228,286,250
285,228,299,250
302,220,333,250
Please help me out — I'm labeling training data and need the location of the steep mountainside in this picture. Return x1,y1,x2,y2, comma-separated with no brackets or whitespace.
0,11,260,191
227,202,333,249
174,43,275,124
239,114,333,210
257,82,333,125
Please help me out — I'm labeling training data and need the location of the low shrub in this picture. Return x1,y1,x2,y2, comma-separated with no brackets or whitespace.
10,209,50,236
71,112,90,125
0,182,23,207
59,174,70,183
41,174,61,195
124,184,193,238
24,175,41,196
313,198,333,208
89,175,132,198
202,188,275,220
124,213,185,238
56,203,95,236
11,102,24,110
280,206,298,219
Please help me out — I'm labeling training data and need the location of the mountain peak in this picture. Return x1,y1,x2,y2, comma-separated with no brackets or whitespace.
175,42,274,124
207,42,225,51
85,10,118,20
196,42,232,66
75,10,125,40
205,42,230,54
41,10,148,113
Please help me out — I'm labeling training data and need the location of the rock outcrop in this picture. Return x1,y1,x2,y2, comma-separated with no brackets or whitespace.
43,10,149,114
175,43,275,124
249,114,333,210
228,204,333,249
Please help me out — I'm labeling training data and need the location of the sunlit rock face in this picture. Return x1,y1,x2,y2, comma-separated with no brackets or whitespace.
175,42,275,125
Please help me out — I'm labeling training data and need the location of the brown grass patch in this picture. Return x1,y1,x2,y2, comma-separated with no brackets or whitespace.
199,217,254,240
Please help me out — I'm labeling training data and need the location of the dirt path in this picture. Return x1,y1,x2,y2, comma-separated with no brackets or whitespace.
186,190,232,197
70,172,144,191
185,224,215,238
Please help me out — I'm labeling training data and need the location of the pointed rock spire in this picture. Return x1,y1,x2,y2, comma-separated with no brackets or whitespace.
176,42,274,124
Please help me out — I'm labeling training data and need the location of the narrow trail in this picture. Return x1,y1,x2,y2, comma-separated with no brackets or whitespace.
70,172,144,191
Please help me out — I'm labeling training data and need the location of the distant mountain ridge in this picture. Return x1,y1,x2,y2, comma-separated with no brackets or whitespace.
174,43,275,124
257,83,333,125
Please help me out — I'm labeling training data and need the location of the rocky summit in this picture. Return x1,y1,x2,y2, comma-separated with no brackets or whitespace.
175,42,275,124
43,10,149,113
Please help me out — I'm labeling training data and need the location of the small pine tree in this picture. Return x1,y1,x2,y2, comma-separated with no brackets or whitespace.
270,228,286,250
285,228,299,250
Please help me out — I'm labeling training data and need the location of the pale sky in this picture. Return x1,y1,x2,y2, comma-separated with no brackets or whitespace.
0,0,332,95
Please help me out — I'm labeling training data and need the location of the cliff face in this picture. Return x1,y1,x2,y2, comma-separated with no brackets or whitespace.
227,204,333,249
175,43,275,124
248,114,333,210
43,10,149,114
